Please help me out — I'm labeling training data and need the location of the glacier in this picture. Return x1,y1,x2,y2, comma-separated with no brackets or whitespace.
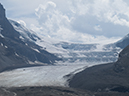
0,64,87,87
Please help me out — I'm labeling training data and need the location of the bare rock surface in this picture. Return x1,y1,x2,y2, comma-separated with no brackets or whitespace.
69,45,129,92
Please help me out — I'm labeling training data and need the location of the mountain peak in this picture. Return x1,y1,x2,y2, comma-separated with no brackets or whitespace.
0,3,5,19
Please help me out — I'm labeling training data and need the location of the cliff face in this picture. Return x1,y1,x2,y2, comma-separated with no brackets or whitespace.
114,45,129,73
0,3,20,39
0,3,26,71
0,3,5,19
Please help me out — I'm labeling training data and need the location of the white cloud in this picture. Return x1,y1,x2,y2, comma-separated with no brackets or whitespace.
69,0,91,15
69,0,129,27
1,0,129,44
92,0,129,27
35,1,56,19
80,34,121,44
94,25,102,31
17,20,26,27
31,0,129,43
33,2,73,38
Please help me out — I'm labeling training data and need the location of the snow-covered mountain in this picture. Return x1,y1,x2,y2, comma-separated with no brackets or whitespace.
10,19,123,66
11,21,123,65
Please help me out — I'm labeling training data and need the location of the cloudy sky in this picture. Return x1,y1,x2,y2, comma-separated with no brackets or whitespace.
1,0,129,44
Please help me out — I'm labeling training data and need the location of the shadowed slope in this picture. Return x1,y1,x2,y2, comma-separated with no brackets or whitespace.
0,3,60,72
69,45,129,92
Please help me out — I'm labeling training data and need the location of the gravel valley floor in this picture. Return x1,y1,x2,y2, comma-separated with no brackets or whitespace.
0,86,129,96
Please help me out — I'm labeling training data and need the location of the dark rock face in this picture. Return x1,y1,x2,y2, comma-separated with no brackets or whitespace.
0,4,19,39
0,3,5,20
69,45,129,92
0,3,60,72
114,45,129,72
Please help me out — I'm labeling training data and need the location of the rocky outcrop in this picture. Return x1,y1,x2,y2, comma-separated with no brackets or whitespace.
114,45,129,72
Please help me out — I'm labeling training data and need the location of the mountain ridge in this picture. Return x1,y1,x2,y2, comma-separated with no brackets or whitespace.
0,3,60,72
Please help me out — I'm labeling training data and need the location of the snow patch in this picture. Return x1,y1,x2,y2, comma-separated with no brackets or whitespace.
19,36,24,40
15,52,19,57
0,25,4,38
17,20,26,27
34,61,46,65
31,47,40,53
0,33,4,38
28,60,47,65
25,43,28,46
4,46,8,48
1,43,3,46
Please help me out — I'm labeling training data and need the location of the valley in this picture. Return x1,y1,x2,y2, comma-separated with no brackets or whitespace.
0,2,129,96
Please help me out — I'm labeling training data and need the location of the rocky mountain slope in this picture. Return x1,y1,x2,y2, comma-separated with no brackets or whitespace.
115,33,129,49
69,44,129,92
0,86,91,96
0,3,60,72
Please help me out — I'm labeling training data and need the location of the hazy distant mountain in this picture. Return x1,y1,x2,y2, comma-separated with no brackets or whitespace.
0,3,60,72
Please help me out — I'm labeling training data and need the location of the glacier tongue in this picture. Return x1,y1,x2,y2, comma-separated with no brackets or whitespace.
0,65,87,87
